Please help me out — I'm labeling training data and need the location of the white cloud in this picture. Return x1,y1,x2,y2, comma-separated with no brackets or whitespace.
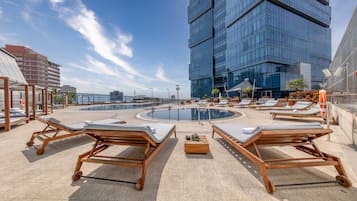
69,55,119,77
50,0,64,4
68,57,149,91
0,35,7,43
155,65,177,84
21,10,31,22
50,0,150,79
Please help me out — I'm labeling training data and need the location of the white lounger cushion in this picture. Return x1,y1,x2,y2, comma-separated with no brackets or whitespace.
0,117,26,124
0,112,26,118
84,123,175,143
270,105,320,115
214,123,322,143
42,117,124,131
261,100,278,107
286,101,312,109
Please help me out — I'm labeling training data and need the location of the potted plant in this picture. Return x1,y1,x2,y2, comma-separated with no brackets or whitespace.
211,88,220,98
242,87,253,98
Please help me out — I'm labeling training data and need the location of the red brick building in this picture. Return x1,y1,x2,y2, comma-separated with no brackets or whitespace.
4,44,60,89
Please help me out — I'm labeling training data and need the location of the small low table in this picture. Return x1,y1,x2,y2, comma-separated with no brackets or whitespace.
184,135,209,154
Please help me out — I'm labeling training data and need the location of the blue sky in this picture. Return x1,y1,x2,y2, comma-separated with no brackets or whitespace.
0,0,356,98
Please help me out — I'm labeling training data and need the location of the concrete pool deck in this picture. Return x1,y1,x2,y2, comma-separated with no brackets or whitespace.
0,104,357,201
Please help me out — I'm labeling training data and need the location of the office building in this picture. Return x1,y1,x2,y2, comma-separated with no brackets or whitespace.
4,44,61,88
48,61,61,89
188,0,331,98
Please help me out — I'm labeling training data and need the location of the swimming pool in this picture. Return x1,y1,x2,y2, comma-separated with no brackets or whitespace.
80,103,161,111
140,108,238,121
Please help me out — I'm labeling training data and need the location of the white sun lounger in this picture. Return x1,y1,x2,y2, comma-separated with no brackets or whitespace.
234,99,252,108
270,104,321,119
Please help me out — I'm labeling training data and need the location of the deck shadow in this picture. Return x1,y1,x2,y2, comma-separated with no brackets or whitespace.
67,138,178,201
185,150,214,159
21,135,92,162
215,138,357,201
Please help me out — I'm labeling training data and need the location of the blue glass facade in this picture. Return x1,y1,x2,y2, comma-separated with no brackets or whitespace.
188,0,331,98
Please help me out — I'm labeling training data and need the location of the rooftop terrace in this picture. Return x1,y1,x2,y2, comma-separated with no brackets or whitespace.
1,104,356,201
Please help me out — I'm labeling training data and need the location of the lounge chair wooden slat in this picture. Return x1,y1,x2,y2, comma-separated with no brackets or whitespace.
82,158,143,167
266,160,338,169
264,157,324,163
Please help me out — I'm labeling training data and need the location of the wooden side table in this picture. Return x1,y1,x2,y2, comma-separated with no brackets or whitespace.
184,135,209,154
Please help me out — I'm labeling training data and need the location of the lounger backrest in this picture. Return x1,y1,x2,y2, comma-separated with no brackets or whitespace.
258,123,322,131
219,100,228,104
307,105,321,113
48,117,61,124
263,100,278,106
291,101,311,109
239,99,251,104
84,123,162,143
243,123,329,146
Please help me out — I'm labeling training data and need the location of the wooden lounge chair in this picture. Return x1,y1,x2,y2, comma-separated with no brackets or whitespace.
72,123,176,190
26,117,126,155
248,99,279,109
270,105,322,119
212,123,351,193
258,101,312,111
234,99,252,108
216,99,228,107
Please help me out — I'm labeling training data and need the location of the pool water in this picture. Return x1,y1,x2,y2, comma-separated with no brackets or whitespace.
142,108,238,120
80,103,161,111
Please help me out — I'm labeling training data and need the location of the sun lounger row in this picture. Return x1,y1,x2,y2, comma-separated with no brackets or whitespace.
26,117,351,193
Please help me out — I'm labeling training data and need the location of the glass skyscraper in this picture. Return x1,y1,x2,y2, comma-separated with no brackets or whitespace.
188,0,331,98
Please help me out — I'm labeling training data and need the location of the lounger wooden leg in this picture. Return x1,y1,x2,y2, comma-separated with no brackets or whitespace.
72,144,109,182
37,139,50,155
72,155,84,181
334,158,352,187
211,129,215,138
259,164,275,193
26,125,50,146
136,161,148,190
136,143,151,190
26,132,37,146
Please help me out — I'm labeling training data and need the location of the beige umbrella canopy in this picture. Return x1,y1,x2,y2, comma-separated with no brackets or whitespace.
227,78,261,92
0,48,28,87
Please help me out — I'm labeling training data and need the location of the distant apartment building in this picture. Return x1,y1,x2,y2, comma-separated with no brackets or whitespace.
59,85,76,94
4,44,61,88
110,90,123,102
48,61,61,89
188,0,331,98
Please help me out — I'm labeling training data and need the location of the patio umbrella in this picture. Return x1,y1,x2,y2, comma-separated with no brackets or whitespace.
227,78,261,92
